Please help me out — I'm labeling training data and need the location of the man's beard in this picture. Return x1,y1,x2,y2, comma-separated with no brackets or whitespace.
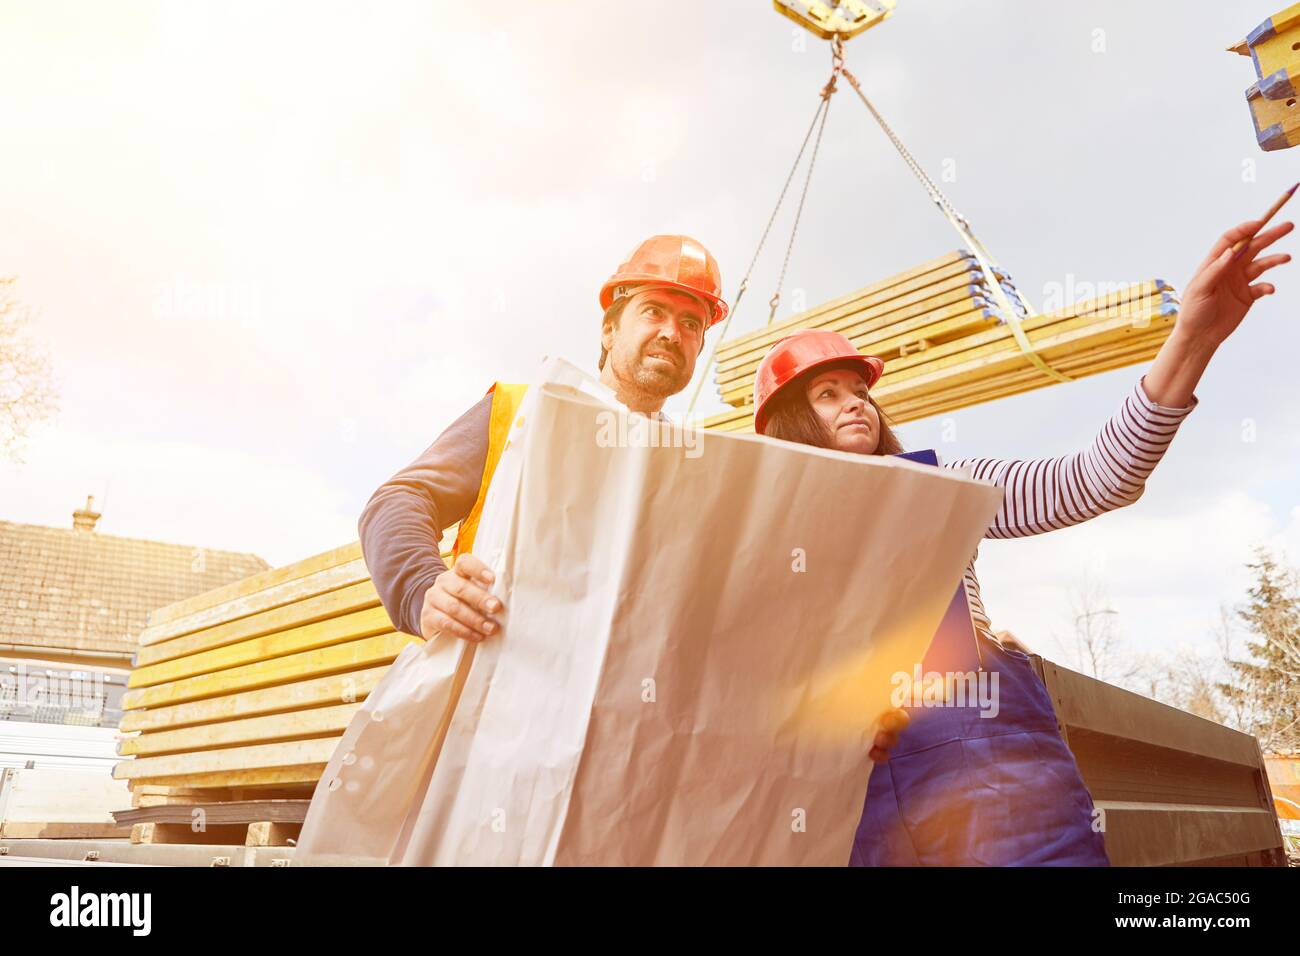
618,343,690,397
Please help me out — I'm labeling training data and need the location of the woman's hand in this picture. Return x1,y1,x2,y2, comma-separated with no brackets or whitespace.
869,707,910,763
1144,189,1294,407
1179,205,1293,347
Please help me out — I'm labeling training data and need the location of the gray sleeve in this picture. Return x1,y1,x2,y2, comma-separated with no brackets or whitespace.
358,393,492,636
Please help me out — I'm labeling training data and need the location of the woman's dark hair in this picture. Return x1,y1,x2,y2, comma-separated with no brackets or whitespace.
761,362,903,456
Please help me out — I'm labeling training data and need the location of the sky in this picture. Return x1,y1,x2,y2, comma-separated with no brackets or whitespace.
2,0,1298,670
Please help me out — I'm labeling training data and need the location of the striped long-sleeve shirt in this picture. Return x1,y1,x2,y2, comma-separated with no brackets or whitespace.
944,375,1198,647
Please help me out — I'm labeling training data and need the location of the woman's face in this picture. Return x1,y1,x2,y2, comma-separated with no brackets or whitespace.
804,368,880,454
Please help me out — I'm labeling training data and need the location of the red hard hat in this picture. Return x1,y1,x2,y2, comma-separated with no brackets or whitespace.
600,235,729,327
753,329,885,435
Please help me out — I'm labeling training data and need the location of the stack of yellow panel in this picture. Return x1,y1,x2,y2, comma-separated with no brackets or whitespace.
711,250,1007,409
703,254,1179,433
112,541,424,801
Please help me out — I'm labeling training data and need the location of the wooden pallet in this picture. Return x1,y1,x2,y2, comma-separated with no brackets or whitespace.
116,799,310,847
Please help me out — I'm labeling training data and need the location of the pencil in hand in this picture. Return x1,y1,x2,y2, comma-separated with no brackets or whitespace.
1232,182,1299,259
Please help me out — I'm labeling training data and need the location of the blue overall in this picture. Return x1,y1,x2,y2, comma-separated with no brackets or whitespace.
848,451,1110,867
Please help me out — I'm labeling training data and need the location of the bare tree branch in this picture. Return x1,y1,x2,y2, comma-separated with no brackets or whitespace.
0,276,58,459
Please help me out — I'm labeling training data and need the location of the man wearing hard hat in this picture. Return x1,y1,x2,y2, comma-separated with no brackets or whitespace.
360,233,910,778
359,235,727,648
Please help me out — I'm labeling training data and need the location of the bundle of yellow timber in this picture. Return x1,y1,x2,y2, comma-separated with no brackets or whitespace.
703,250,1179,432
112,537,447,812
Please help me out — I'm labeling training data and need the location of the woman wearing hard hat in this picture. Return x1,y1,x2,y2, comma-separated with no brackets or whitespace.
751,212,1292,865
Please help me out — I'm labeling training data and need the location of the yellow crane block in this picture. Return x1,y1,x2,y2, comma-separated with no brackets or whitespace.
1247,80,1300,151
1230,2,1300,96
773,0,895,41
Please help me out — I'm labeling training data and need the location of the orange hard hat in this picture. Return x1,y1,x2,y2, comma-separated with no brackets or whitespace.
600,235,729,327
753,329,885,435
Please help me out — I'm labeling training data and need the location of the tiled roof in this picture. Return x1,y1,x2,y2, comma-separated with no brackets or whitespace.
0,520,268,656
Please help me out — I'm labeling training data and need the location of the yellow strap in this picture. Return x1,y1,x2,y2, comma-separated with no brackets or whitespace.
452,382,529,559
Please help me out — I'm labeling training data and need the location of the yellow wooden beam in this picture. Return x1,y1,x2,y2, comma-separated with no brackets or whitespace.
113,737,340,781
124,764,327,791
720,282,1171,407
717,299,998,399
119,702,361,757
717,254,979,367
146,541,362,629
119,666,388,734
715,289,994,388
135,579,381,669
130,604,392,688
727,250,970,346
884,331,1170,421
139,558,372,647
854,315,1173,419
122,633,414,711
703,296,1177,431
874,292,1173,394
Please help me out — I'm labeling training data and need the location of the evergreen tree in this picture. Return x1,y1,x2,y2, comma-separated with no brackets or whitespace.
1220,549,1300,751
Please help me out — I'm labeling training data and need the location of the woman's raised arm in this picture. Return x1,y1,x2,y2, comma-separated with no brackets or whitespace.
1144,201,1293,407
947,199,1293,539
948,377,1196,538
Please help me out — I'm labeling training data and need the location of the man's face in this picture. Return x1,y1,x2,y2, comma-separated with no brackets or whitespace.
602,287,708,400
